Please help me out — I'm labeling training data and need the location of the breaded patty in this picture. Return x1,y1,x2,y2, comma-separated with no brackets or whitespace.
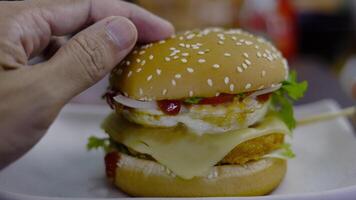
220,133,284,165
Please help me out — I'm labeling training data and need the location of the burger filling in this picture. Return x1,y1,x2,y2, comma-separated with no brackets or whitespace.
88,71,306,180
91,112,292,179
107,89,274,135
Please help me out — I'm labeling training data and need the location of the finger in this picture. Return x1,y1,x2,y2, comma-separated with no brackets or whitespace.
37,16,137,103
31,0,174,42
42,36,69,60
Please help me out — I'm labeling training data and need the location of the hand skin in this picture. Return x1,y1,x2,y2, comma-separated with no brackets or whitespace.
0,0,174,170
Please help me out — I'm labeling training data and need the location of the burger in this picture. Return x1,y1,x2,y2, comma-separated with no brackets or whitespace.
88,28,307,197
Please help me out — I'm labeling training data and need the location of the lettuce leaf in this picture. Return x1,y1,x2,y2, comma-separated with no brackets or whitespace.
86,136,110,152
263,143,295,159
184,97,203,104
272,71,308,130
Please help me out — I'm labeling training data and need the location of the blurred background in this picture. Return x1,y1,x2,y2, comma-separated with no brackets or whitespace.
5,0,353,107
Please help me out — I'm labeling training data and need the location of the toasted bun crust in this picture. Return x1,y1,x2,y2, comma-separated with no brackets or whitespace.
113,153,286,197
110,28,288,101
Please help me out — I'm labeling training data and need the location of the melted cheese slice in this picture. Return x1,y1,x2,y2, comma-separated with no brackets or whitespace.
102,113,290,179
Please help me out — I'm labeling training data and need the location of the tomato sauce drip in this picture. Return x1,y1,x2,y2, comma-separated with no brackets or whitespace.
104,90,117,109
105,151,119,180
198,93,235,105
257,93,272,102
157,100,182,115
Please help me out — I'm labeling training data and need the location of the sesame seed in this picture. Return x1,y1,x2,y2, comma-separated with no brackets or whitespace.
156,69,161,75
181,58,188,63
218,41,224,45
149,55,154,60
245,41,253,45
224,53,231,57
198,51,205,55
162,89,167,95
141,60,146,66
245,83,252,89
186,34,195,39
179,43,185,47
198,59,206,63
170,47,176,51
207,79,213,87
258,85,265,90
179,36,184,40
133,50,138,54
232,36,237,41
175,74,182,79
187,67,194,73
147,75,153,81
196,43,203,46
257,52,262,58
136,68,142,72
236,42,242,46
158,40,166,44
139,88,143,95
189,91,194,97
230,84,234,91
127,71,132,77
186,44,191,48
224,77,230,85
245,59,251,65
243,53,249,58
173,55,179,59
242,63,248,69
255,45,260,49
136,58,141,63
239,39,245,42
171,79,176,86
212,64,220,69
139,50,146,55
165,57,171,62
123,92,128,97
192,45,199,49
237,66,243,73
126,61,131,66
182,53,189,57
261,70,266,77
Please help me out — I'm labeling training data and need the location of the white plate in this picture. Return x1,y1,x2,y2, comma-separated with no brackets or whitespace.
0,99,355,200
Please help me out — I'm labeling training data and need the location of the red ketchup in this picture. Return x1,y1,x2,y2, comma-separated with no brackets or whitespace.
257,93,272,102
104,90,117,109
105,152,119,181
157,100,182,115
198,93,235,105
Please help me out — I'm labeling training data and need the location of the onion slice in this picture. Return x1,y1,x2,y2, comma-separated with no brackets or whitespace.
113,94,158,109
247,84,282,98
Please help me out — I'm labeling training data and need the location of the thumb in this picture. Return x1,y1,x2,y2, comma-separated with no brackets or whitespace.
41,16,137,102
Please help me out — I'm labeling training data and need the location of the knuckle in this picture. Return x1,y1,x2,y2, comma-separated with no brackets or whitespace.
70,35,107,82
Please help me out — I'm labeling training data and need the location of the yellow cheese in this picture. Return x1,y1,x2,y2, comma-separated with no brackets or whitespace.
102,113,290,179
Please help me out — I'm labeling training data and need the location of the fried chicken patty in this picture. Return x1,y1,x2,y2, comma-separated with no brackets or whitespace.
112,133,284,166
220,133,284,165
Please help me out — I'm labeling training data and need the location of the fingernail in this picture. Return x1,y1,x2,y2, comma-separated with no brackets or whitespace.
106,17,137,49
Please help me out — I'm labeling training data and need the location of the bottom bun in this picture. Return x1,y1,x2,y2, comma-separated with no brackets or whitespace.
113,153,287,197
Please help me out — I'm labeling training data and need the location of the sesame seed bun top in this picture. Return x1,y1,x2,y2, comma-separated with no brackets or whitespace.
110,28,289,101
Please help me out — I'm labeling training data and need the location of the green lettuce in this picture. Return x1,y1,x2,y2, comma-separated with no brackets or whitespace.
263,143,295,159
272,71,308,130
86,136,110,152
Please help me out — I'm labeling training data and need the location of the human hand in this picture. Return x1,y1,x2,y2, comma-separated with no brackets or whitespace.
0,0,174,169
